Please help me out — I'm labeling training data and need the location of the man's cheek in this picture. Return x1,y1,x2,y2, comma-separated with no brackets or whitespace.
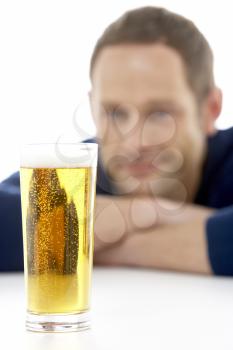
106,157,131,182
96,115,118,142
142,115,177,147
153,147,184,174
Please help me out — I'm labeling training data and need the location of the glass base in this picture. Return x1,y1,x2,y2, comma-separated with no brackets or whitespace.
26,311,90,333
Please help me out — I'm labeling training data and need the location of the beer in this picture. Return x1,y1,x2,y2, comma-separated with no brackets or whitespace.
20,143,97,331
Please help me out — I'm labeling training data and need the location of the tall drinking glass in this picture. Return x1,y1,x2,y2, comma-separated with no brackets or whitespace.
19,143,98,332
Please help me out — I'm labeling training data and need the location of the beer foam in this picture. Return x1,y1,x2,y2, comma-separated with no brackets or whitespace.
20,143,98,168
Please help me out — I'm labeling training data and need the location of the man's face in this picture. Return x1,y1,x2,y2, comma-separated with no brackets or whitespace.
91,43,208,202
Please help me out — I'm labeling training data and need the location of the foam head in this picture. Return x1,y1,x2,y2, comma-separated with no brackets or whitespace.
20,143,98,168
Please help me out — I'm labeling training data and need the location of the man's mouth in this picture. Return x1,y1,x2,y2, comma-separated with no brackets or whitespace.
123,161,157,178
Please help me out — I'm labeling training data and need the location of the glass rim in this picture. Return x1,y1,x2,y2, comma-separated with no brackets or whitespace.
20,142,98,147
20,142,98,168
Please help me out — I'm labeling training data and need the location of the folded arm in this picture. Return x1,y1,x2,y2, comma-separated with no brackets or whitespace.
94,195,216,274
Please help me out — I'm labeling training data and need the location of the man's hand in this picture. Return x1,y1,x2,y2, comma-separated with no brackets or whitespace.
94,194,159,251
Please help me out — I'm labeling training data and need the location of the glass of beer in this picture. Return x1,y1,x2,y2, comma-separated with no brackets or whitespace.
19,142,98,332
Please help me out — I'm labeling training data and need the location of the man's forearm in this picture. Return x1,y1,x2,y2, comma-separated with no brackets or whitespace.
94,195,160,250
94,194,214,256
94,215,212,275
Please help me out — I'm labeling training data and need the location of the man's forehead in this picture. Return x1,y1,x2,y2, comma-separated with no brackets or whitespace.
91,43,189,101
92,43,185,81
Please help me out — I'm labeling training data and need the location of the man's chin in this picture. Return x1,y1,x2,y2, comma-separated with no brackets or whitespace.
112,175,187,202
111,176,157,197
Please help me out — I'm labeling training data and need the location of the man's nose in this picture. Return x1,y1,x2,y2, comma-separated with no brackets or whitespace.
121,123,144,151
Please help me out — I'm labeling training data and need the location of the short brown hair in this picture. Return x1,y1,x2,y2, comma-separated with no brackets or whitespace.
90,7,214,102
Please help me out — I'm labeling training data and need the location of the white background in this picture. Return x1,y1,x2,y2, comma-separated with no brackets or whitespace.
0,0,233,181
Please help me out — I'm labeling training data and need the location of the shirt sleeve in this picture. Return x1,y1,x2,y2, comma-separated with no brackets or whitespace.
206,206,233,276
0,172,23,271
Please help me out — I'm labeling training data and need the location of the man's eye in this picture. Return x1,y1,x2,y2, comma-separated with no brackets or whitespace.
148,111,171,119
107,108,128,119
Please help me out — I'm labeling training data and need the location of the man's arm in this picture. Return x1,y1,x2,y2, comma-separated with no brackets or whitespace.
94,210,212,274
94,195,214,274
0,172,24,271
206,206,233,276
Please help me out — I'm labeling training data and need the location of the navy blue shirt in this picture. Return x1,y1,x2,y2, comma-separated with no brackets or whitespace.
1,128,233,275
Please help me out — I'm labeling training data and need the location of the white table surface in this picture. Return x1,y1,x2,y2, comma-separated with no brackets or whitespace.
1,267,233,350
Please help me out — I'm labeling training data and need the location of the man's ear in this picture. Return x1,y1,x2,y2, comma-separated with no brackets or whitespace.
88,90,96,123
88,90,107,140
203,87,222,136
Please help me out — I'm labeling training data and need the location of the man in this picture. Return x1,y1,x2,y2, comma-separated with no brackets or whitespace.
1,7,233,275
